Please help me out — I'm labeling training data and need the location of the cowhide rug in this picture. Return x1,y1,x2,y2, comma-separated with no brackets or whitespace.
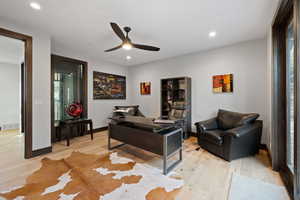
0,152,183,200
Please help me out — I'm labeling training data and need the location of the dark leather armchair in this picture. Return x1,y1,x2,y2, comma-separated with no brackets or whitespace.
195,109,262,161
162,101,189,138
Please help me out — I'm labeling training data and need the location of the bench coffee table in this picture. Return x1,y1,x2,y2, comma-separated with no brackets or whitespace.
109,116,183,175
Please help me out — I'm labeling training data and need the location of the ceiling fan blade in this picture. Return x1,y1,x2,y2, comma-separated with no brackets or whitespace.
104,45,122,52
110,22,126,41
132,43,160,51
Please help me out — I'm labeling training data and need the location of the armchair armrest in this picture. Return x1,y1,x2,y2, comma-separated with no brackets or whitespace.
225,121,262,138
195,117,218,133
136,109,145,117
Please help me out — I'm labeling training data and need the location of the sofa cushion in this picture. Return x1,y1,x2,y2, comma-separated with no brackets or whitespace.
202,130,224,145
113,108,132,116
114,105,139,116
217,109,259,130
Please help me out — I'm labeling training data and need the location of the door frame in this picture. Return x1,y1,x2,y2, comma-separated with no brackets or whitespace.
21,62,25,133
0,28,33,159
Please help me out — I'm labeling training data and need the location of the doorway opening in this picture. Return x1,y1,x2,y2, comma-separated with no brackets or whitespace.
0,28,33,159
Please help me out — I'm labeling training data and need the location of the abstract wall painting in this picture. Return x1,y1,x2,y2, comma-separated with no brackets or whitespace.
140,82,151,95
213,74,233,93
93,71,126,99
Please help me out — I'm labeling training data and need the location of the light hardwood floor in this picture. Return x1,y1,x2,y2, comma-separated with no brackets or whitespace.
0,130,288,200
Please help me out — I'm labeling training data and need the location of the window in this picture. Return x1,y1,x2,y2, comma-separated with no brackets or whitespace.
286,21,295,173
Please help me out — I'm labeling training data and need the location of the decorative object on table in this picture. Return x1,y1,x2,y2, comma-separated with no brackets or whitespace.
213,74,233,93
161,77,191,139
66,102,83,118
0,152,183,200
140,82,151,95
195,109,262,161
93,71,126,99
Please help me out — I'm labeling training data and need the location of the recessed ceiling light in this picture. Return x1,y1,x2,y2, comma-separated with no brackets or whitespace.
30,2,41,10
209,31,217,38
126,56,132,60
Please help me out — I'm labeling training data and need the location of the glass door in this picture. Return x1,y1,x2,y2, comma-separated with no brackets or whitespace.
53,63,83,122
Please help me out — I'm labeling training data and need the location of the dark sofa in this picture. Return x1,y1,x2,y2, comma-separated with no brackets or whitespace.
195,109,263,161
112,105,145,118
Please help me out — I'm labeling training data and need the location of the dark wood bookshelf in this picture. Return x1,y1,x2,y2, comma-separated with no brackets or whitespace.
161,77,192,139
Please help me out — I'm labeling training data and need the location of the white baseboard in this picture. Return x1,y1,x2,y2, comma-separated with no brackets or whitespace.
0,123,20,131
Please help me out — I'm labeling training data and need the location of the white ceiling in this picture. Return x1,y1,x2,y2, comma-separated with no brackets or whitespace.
0,36,24,64
0,0,278,66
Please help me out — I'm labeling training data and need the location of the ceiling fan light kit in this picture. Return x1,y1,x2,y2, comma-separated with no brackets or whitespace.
105,22,160,52
122,42,132,50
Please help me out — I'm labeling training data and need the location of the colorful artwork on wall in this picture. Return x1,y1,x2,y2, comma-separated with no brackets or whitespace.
93,71,126,99
140,82,151,95
213,74,233,93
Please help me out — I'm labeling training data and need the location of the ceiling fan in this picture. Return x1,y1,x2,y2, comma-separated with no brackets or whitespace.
105,22,160,52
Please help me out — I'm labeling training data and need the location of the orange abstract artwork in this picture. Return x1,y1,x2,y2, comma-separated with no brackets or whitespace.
140,82,151,95
213,74,233,93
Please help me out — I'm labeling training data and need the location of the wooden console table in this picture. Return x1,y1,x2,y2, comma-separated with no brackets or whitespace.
58,118,93,146
109,116,182,175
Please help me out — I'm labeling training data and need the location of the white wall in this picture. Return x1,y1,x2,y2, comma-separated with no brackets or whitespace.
265,0,279,158
51,48,131,129
88,61,130,128
88,60,131,128
0,62,20,128
0,19,130,151
0,20,51,151
0,20,270,151
129,39,268,143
